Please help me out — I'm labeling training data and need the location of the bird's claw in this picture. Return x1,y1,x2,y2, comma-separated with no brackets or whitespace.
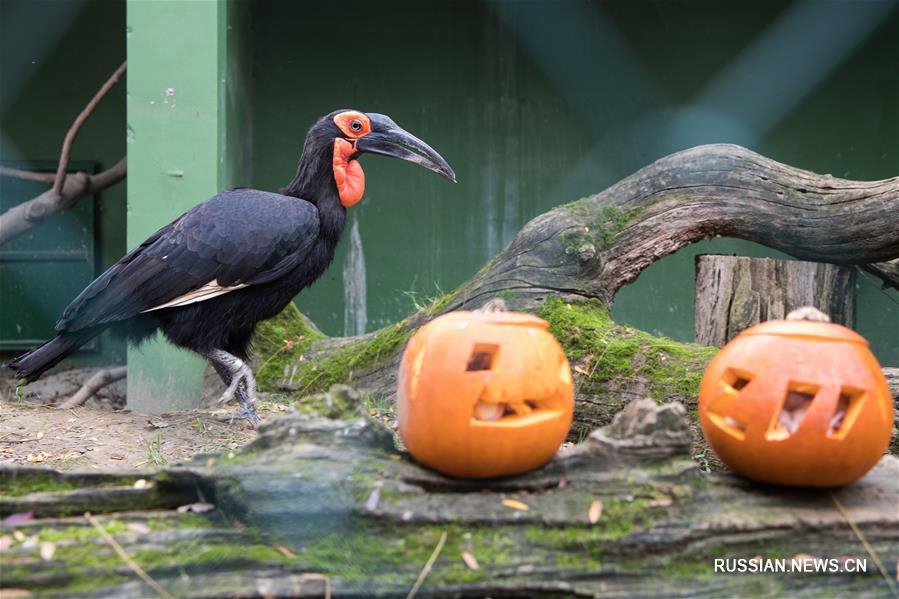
218,374,243,405
241,404,262,429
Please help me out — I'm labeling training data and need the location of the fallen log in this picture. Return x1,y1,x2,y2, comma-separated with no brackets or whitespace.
2,398,897,597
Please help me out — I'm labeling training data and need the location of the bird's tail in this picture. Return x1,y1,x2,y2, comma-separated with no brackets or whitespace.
6,330,99,383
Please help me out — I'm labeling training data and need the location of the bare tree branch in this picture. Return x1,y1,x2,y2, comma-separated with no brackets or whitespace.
57,366,126,410
0,166,56,183
52,61,127,195
0,156,126,245
0,60,128,246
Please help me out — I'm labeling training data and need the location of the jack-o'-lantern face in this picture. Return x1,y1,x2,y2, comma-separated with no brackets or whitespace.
699,319,893,487
397,311,574,479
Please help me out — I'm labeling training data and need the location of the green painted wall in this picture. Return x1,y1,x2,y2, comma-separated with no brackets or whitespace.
126,0,249,412
249,0,898,364
0,0,126,368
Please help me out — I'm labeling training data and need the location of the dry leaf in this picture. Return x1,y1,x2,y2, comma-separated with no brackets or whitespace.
365,487,381,512
132,479,149,490
109,455,125,461
3,511,35,526
39,542,56,561
461,551,480,570
0,589,32,598
501,498,529,511
588,500,603,524
648,497,672,508
176,502,215,513
275,545,296,558
126,522,151,534
573,365,590,375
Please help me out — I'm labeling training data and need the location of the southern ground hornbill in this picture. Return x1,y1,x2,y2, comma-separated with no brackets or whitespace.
8,110,455,426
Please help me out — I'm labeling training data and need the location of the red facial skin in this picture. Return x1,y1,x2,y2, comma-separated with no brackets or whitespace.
332,111,372,207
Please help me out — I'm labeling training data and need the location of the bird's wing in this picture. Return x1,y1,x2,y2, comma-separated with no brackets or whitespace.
56,190,320,332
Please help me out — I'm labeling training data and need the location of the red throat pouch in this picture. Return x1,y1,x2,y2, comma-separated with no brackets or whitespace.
333,138,365,207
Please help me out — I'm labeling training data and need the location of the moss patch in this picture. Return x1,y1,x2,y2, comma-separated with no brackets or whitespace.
562,205,645,254
537,298,715,402
283,321,411,397
254,303,327,391
0,471,141,499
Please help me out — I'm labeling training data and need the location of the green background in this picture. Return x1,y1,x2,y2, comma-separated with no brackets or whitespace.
248,0,898,362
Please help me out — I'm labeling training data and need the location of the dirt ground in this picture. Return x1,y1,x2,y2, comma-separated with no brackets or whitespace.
0,402,269,471
0,366,295,472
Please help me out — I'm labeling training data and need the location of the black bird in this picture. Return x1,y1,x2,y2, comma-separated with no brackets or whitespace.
8,109,455,426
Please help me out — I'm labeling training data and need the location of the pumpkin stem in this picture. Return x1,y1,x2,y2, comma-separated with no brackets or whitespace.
785,306,831,322
477,298,508,313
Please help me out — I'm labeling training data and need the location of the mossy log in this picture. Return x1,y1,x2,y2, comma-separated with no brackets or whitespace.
244,144,899,456
3,400,897,597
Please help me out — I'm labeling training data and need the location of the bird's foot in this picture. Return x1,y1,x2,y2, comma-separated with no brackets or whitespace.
210,408,261,428
234,375,260,429
217,361,255,405
217,382,260,429
239,402,262,429
206,349,261,429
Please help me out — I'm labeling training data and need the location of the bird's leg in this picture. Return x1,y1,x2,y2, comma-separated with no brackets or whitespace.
205,349,261,428
209,360,233,396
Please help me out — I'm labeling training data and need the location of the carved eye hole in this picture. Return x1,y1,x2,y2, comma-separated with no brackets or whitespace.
720,368,753,395
466,344,498,371
350,119,363,132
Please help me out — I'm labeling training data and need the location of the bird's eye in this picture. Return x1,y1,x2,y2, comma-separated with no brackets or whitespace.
350,119,362,132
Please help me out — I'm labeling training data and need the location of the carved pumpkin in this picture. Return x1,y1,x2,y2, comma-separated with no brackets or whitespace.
699,317,893,487
397,310,574,478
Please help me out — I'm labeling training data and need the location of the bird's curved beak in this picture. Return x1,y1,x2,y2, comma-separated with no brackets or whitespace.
355,120,456,183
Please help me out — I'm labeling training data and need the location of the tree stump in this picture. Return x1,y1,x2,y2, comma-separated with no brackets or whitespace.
693,255,856,346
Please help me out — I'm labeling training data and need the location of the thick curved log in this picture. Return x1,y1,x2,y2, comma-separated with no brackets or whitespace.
256,145,898,429
445,144,898,311
244,145,899,459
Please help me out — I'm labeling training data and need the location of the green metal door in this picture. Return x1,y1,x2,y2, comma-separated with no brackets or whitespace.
0,160,99,352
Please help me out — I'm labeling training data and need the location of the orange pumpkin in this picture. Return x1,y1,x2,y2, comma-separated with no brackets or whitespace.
699,318,893,487
397,310,574,479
